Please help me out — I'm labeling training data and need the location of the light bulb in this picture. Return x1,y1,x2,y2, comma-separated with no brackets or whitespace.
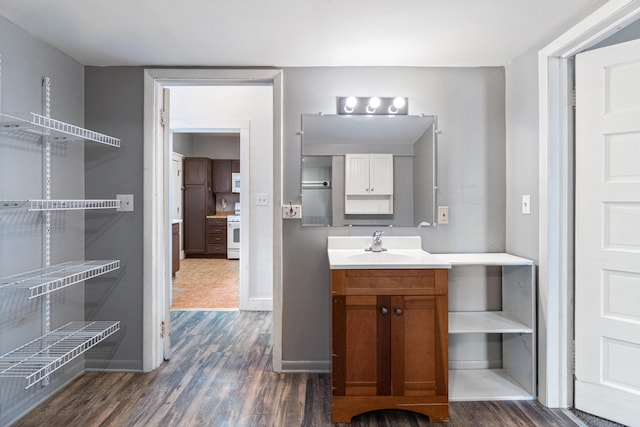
393,97,406,109
368,97,381,108
345,96,358,108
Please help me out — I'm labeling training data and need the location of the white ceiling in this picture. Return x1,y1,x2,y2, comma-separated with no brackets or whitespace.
0,0,605,67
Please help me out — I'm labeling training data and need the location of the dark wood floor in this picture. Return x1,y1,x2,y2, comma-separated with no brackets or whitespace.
14,311,579,427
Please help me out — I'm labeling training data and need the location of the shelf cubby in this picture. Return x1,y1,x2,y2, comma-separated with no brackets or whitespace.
437,252,536,401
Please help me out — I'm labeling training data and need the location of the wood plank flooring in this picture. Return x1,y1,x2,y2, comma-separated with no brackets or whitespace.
14,311,580,427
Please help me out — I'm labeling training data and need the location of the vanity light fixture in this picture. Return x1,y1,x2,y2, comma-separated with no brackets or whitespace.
337,96,408,115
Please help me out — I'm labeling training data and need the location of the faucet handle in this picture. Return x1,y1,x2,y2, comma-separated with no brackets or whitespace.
373,230,383,237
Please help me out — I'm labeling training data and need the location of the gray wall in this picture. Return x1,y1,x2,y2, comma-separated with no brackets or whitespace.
504,17,640,262
590,18,640,50
0,16,86,425
282,67,506,367
58,66,505,374
505,49,540,261
193,133,240,159
172,132,195,156
1,50,508,402
84,67,145,370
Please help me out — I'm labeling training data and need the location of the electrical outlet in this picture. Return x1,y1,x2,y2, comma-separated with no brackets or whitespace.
522,194,531,215
438,206,449,224
116,194,134,212
282,204,302,219
256,193,269,206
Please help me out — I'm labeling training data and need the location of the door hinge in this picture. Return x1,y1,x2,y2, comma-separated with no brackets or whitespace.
571,339,576,379
569,87,576,108
161,320,165,338
160,110,168,127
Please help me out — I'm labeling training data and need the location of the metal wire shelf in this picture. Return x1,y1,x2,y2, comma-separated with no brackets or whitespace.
0,260,120,299
0,199,121,211
0,321,120,389
0,112,120,147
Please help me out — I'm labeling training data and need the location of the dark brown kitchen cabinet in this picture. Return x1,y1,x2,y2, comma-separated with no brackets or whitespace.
331,269,449,424
212,159,240,193
184,157,215,257
213,159,232,193
206,217,227,256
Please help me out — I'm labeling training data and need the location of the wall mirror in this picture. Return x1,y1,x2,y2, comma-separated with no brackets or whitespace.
300,114,438,227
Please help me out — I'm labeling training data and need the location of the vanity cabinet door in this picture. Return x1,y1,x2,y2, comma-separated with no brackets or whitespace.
333,294,447,399
390,295,448,398
332,295,381,396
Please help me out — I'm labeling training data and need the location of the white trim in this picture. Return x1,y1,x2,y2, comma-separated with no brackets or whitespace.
537,0,640,407
142,68,283,372
280,360,330,373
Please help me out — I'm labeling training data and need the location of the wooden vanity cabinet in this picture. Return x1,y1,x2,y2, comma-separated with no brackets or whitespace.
331,269,449,424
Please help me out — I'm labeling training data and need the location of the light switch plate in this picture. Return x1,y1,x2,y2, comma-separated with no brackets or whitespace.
522,194,531,215
116,194,134,212
438,206,449,224
256,193,269,206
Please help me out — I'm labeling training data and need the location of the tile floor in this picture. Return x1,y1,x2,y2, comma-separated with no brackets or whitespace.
171,258,239,310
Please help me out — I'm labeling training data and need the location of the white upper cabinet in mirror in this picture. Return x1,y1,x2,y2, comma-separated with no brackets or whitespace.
301,114,438,228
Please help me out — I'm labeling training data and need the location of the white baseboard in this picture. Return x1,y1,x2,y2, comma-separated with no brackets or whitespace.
240,297,273,311
448,359,502,370
281,360,330,373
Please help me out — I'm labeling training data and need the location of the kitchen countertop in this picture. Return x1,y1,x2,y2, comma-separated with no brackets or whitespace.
206,210,235,219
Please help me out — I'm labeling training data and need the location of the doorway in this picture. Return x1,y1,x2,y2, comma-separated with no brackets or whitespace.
142,69,283,372
537,0,640,410
170,131,241,311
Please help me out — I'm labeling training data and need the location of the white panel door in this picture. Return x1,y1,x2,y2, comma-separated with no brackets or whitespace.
575,38,640,426
369,153,393,195
345,153,370,195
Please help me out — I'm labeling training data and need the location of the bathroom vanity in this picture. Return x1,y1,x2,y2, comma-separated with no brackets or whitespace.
328,236,451,423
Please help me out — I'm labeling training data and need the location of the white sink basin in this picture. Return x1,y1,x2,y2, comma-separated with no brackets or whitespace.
327,236,451,270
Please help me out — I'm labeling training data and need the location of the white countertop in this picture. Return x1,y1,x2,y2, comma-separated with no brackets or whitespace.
327,236,451,270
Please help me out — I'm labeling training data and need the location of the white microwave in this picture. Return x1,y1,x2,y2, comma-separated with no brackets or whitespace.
232,173,241,193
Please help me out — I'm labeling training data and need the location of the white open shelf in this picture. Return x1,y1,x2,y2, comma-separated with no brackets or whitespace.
437,252,535,266
449,311,533,333
0,321,120,389
0,199,121,211
0,260,120,299
438,252,536,401
0,112,120,147
449,369,534,401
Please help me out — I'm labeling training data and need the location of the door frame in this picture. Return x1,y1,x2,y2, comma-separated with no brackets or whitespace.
538,0,640,407
142,69,283,372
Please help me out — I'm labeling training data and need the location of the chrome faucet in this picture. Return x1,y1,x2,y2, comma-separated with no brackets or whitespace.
365,231,387,252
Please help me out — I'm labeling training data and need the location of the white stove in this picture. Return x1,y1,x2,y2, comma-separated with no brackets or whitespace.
227,202,240,259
